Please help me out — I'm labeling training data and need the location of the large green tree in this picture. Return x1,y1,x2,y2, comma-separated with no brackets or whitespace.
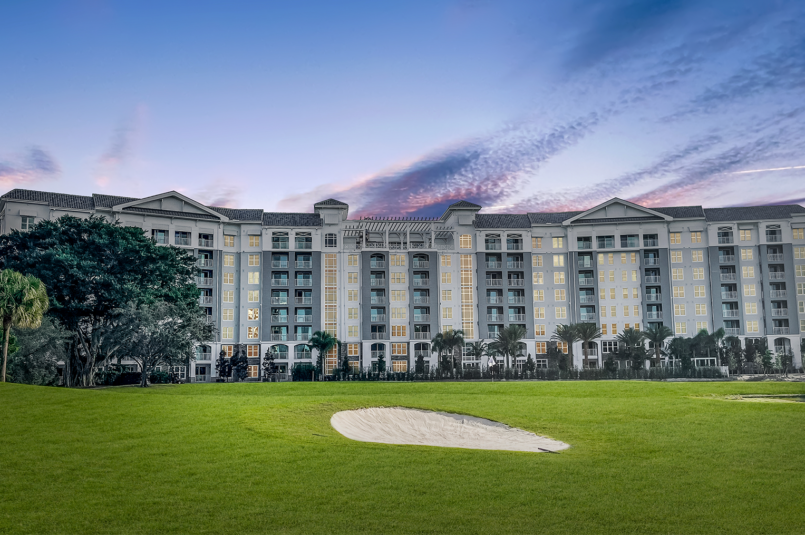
575,323,602,368
307,330,338,379
551,324,579,370
643,324,674,368
7,316,68,385
441,329,465,375
0,269,50,382
0,215,201,386
616,327,646,370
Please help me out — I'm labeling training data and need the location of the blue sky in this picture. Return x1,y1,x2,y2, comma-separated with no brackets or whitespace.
1,0,804,216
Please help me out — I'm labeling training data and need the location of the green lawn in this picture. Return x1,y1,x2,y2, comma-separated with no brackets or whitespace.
1,381,804,534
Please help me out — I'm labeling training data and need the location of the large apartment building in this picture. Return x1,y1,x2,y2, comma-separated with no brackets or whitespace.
2,188,804,379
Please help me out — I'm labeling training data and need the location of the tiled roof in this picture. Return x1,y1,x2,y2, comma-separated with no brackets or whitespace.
208,207,263,221
573,216,663,224
122,207,221,220
262,212,322,226
527,211,582,224
92,193,139,208
1,189,95,210
314,199,348,207
447,200,482,209
704,205,805,222
652,206,705,218
474,214,532,229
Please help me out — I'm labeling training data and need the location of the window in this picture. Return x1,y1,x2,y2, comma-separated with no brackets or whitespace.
347,254,359,266
695,304,707,316
442,308,452,319
694,286,706,298
671,251,683,263
221,345,234,357
247,327,259,339
609,288,615,299
747,321,759,333
222,309,234,321
224,254,235,267
622,288,629,299
597,236,615,249
392,343,407,355
622,271,628,282
247,345,260,358
341,272,355,284
249,235,260,247
745,302,757,314
609,271,615,282
553,255,564,267
391,273,406,284
222,327,234,339
601,324,608,335
390,254,406,266
610,306,617,317
459,235,472,249
601,307,606,317
348,326,359,337
533,272,543,284
555,289,566,301
691,231,702,243
634,305,640,316
347,344,360,357
802,319,805,332
247,308,259,321
535,341,547,353
348,290,358,301
442,326,453,334
623,306,630,317
744,284,756,296
740,230,751,241
799,301,805,314
440,255,451,267
223,273,234,284
632,288,638,299
798,283,805,295
794,228,804,240
248,272,259,284
599,271,605,283
742,266,754,278
532,237,542,249
223,290,234,302
535,325,546,336
248,290,259,302
324,233,337,247
391,326,407,337
675,322,686,335
693,268,704,280
442,290,452,301
20,216,35,231
461,255,472,269
392,307,407,319
534,290,544,301
673,286,684,298
460,271,472,286
600,289,606,300
441,272,452,284
552,237,563,248
532,255,543,267
670,232,681,244
795,247,805,259
596,253,604,265
624,324,630,330
224,235,235,247
534,307,545,319
630,253,636,264
696,321,707,331
692,250,703,262
554,272,565,284
621,253,627,264
247,254,260,266
391,290,406,301
672,268,683,280
674,304,686,316
557,342,568,354
347,308,358,320
741,248,753,260
797,265,805,277
608,254,614,265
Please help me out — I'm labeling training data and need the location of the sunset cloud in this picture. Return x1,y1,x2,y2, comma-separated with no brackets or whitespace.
0,147,60,188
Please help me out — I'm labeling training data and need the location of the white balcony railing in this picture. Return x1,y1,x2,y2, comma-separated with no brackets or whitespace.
296,261,313,269
271,333,288,341
371,315,386,322
770,290,787,299
645,294,661,302
370,332,388,340
769,272,786,280
271,315,288,323
295,297,313,305
272,261,288,268
371,351,385,359
718,237,734,244
295,279,313,286
413,332,431,340
295,315,313,322
412,279,429,287
577,260,593,268
197,258,213,267
579,278,595,285
724,328,740,335
413,314,430,322
370,261,386,269
198,238,214,247
722,310,739,317
272,279,289,286
199,296,213,305
412,261,429,268
767,235,782,243
645,276,661,283
773,327,790,334
508,279,525,286
508,296,526,304
487,296,503,304
646,311,662,320
486,262,502,269
719,255,735,263
196,277,213,286
413,297,429,304
580,314,596,322
486,314,504,322
295,333,312,341
271,297,288,305
720,273,737,281
370,296,386,304
486,279,503,286
509,314,526,322
771,309,788,317
205,316,215,324
643,239,658,247
486,244,502,251
295,242,313,250
767,253,784,262
579,295,596,304
644,257,659,265
721,292,738,299
370,279,385,287
507,261,524,269
507,243,523,250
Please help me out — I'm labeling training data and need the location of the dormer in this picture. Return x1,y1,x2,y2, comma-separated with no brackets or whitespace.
314,198,349,224
112,191,228,221
562,198,672,226
440,200,481,225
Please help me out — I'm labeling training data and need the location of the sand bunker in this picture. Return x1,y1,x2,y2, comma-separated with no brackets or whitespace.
330,407,570,453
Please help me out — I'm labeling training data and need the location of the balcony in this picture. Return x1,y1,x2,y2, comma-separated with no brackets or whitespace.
577,260,593,268
295,242,313,250
486,261,502,269
413,296,429,304
412,260,429,268
646,311,663,320
767,234,782,243
507,261,524,269
487,296,503,304
771,309,788,317
199,296,213,305
720,273,737,281
577,242,592,250
724,328,740,335
644,257,660,265
272,351,289,360
486,243,502,251
768,253,784,262
645,276,661,283
412,332,431,340
770,290,787,299
370,296,386,305
722,310,739,318
273,241,289,250
412,279,430,287
295,279,313,287
271,333,288,341
719,255,735,263
295,315,313,322
721,291,738,299
579,277,595,285
198,238,214,247
508,279,525,287
486,314,504,322
371,351,385,359
271,297,288,305
414,351,429,359
579,295,596,304
643,239,658,247
205,316,215,324
773,327,790,335
271,279,289,287
486,279,503,286
507,243,523,251
370,261,386,269
580,313,596,322
296,261,313,269
271,260,288,268
370,332,388,340
370,315,387,322
370,279,386,287
508,296,526,304
645,294,661,302
196,277,213,286
413,314,430,322
295,297,313,305
508,314,526,322
718,236,734,244
196,352,212,361
271,315,288,323
769,272,786,280
197,258,213,267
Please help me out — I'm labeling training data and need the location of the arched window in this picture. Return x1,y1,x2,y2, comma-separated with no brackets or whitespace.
370,254,385,268
413,254,429,268
371,343,385,358
295,345,311,359
324,233,337,247
272,345,289,359
774,338,791,354
195,345,211,360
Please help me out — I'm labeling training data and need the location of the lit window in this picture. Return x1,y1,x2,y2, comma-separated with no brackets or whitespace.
675,322,686,335
554,272,565,284
691,232,702,243
747,321,759,333
533,272,543,284
740,230,751,241
598,254,605,265
348,326,358,337
674,304,686,316
441,273,452,284
609,288,615,299
557,342,568,354
692,250,703,262
621,253,627,264
621,271,627,282
555,289,566,301
348,272,358,284
224,235,235,247
391,307,406,319
249,236,260,247
532,237,542,249
348,344,359,356
392,343,407,355
534,290,544,301
671,251,683,263
743,284,756,296
599,271,605,283
695,303,707,316
601,307,606,317
742,266,754,278
535,325,546,337
608,254,614,265
600,289,606,300
535,341,547,353
694,286,705,298
222,309,234,321
798,283,805,295
670,233,681,244
799,301,805,313
224,254,235,267
795,265,805,277
622,288,629,299
623,306,630,317
534,307,545,319
555,307,567,319
223,291,234,303
672,268,683,280
348,308,358,319
443,308,452,319
442,290,452,301
741,248,753,260
247,327,259,339
632,288,638,299
795,247,805,259
391,326,407,337
348,290,358,301
553,255,564,267
601,324,608,335
391,290,406,301
459,235,472,249
248,291,259,302
693,268,704,280
222,327,234,339
248,272,259,284
247,345,259,358
441,255,452,267
745,302,757,314
609,271,615,282
611,324,617,335
222,345,234,357
223,273,234,284
348,254,359,266
794,229,804,240
696,321,707,331
247,308,259,321
552,237,563,248
532,255,543,267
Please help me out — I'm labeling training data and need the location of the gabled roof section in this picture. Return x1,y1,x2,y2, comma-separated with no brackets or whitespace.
704,204,805,222
527,211,582,225
208,207,263,222
314,198,348,207
652,205,705,219
113,190,228,221
92,193,139,209
122,207,221,220
474,214,531,229
263,212,322,227
447,200,481,209
1,189,95,210
562,198,672,225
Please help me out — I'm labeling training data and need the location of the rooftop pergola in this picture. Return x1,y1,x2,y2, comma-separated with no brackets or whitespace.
342,219,454,250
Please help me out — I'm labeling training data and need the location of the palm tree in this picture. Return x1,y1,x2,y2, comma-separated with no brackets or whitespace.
441,329,465,375
575,323,602,368
642,324,673,367
616,327,646,369
467,340,488,364
430,333,445,374
307,330,338,379
0,269,49,382
491,325,527,369
552,324,579,369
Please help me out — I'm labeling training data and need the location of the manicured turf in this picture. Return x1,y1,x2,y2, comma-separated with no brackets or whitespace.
1,380,803,534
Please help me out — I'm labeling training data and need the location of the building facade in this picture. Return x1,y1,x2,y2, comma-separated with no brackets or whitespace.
2,189,804,379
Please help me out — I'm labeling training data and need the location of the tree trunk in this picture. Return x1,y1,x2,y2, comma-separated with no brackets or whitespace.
582,347,588,369
141,363,149,387
1,318,10,383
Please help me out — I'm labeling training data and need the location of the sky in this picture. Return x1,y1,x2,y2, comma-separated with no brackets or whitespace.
1,0,804,217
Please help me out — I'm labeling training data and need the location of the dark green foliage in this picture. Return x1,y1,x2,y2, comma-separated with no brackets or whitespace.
415,354,425,374
604,356,618,373
262,347,277,381
340,354,351,376
291,363,315,381
216,350,231,382
525,354,535,373
6,316,67,385
376,352,386,373
231,346,249,382
148,371,173,384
